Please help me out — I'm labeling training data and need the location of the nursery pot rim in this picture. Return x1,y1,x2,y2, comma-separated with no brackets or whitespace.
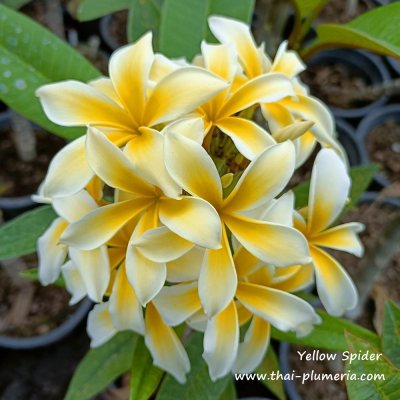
355,103,400,188
0,298,93,350
306,49,390,119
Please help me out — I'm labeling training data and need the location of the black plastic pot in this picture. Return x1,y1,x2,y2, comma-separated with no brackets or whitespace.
386,56,400,76
336,118,368,166
0,298,93,349
355,103,400,188
306,49,390,119
99,14,127,52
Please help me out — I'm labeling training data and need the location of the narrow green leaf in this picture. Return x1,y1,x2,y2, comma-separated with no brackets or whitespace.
0,5,100,139
303,4,400,59
130,336,164,400
159,0,210,59
272,309,380,352
65,332,138,400
128,0,163,48
206,0,255,42
20,267,65,287
293,164,378,209
345,332,400,400
0,0,31,9
0,205,56,260
257,346,286,400
156,332,231,400
77,0,131,21
382,301,400,369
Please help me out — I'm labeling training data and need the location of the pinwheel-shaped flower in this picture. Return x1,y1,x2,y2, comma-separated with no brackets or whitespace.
294,149,364,315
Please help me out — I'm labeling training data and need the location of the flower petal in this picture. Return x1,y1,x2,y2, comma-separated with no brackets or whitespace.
219,73,294,117
86,127,155,196
52,189,97,223
145,303,190,384
164,129,222,206
69,246,110,302
87,302,117,348
133,226,194,263
223,141,295,213
153,282,201,326
109,33,154,123
143,67,228,126
36,80,132,128
89,77,121,105
126,246,166,306
311,222,364,257
260,191,294,226
208,16,264,78
202,41,237,81
271,41,305,77
38,217,68,285
233,317,270,373
166,246,205,282
203,301,239,381
272,264,315,293
42,136,93,198
216,117,275,160
198,229,237,317
224,214,310,266
236,282,321,335
162,117,205,144
310,245,358,316
159,197,222,249
61,198,150,250
124,128,181,198
308,148,350,233
109,264,145,334
61,260,87,305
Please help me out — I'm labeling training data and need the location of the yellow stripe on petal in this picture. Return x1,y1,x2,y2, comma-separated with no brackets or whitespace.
310,245,358,316
224,214,310,267
109,264,145,334
164,130,222,206
310,222,364,257
203,301,239,381
307,149,350,234
38,217,68,285
36,80,133,128
42,136,93,198
223,141,295,213
87,303,117,348
236,282,320,335
153,282,201,326
145,303,190,384
198,228,237,317
233,317,270,373
271,41,305,77
208,16,263,78
272,264,314,293
61,198,150,250
86,127,155,196
159,197,222,249
234,246,261,278
109,33,154,123
219,73,294,117
216,117,275,160
143,66,228,126
69,246,110,303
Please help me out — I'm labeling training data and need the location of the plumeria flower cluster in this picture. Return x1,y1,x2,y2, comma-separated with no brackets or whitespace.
34,17,364,383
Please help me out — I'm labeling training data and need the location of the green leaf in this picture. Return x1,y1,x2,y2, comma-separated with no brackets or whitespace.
65,332,138,400
382,301,400,369
293,164,378,209
289,0,327,21
257,346,286,400
0,205,56,260
218,380,236,400
77,0,131,21
156,332,231,400
159,0,210,59
272,309,380,352
20,267,65,287
0,0,31,9
303,3,400,59
345,332,400,400
0,5,100,139
128,0,163,48
130,336,164,400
